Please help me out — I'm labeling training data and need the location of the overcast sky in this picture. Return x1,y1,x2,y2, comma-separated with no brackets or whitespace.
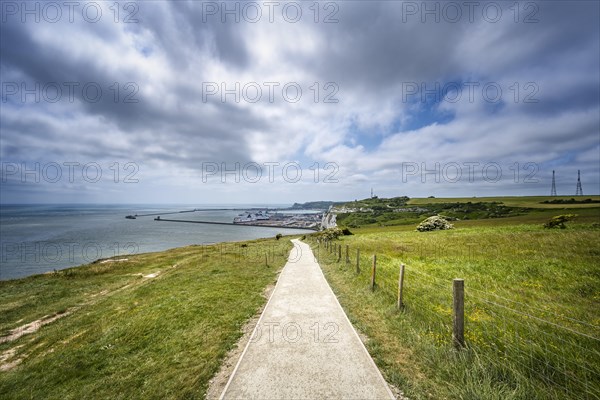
1,0,598,204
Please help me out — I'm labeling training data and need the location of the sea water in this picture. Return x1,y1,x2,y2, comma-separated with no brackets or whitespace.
0,204,311,280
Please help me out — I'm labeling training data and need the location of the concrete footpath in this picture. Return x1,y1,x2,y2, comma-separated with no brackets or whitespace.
220,239,396,399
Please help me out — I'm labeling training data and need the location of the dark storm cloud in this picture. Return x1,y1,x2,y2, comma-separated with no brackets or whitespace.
0,2,265,171
133,1,250,69
287,2,466,95
300,1,599,111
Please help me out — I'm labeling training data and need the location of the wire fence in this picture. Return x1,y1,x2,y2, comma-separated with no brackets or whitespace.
312,239,600,400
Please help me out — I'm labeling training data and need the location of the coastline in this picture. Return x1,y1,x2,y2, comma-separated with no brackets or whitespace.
0,204,318,281
0,232,308,283
0,237,294,398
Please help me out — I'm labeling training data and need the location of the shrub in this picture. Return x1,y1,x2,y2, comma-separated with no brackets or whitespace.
416,215,454,232
543,214,578,229
275,233,283,240
341,227,353,236
316,227,344,241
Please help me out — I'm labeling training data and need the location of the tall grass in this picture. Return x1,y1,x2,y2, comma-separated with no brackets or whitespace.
311,221,600,399
0,238,292,399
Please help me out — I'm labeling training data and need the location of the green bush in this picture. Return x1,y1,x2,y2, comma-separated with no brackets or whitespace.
543,214,578,229
315,227,344,241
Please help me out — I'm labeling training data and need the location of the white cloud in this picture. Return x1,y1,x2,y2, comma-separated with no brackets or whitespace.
1,0,598,203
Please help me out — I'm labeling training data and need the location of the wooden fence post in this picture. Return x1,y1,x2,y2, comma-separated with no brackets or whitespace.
370,255,377,291
397,263,405,310
345,245,349,264
356,248,360,273
338,244,342,262
265,253,268,267
453,278,465,349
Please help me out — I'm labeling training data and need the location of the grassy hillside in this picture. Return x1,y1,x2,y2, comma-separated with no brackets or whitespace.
309,212,600,399
0,238,292,399
2,196,598,399
334,196,600,229
408,195,600,209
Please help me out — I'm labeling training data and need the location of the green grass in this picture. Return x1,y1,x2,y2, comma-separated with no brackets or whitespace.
408,196,600,209
335,196,600,229
0,238,293,399
2,199,599,399
337,202,530,228
309,213,600,399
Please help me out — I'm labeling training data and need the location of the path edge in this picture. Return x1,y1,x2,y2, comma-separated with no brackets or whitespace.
308,240,397,399
218,239,300,400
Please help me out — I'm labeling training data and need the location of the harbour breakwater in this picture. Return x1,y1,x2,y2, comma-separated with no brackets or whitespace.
153,217,317,231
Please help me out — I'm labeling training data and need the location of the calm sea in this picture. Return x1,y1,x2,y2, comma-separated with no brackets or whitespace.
0,204,313,281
